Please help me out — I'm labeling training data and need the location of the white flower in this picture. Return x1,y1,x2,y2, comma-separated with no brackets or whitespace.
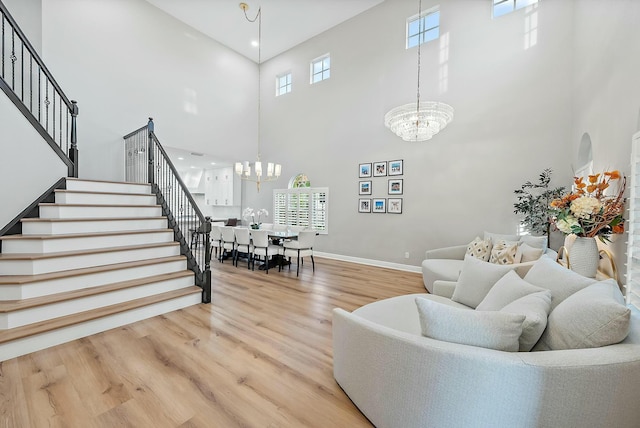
242,207,254,221
570,196,601,219
556,215,580,234
257,208,269,217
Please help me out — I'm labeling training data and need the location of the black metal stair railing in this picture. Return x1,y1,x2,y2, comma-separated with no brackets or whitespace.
124,119,212,304
0,1,78,177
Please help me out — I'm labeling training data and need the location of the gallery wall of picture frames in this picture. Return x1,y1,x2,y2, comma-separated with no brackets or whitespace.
358,160,403,214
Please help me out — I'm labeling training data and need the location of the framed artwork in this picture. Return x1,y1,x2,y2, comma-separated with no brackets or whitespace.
373,161,387,177
359,180,372,195
358,198,371,213
388,159,404,176
388,178,403,195
359,163,372,178
372,198,386,213
388,198,403,214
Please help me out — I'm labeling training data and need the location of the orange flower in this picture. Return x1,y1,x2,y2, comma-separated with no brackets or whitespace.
574,176,584,186
605,170,621,180
613,223,625,234
597,182,610,191
587,184,597,193
588,174,600,183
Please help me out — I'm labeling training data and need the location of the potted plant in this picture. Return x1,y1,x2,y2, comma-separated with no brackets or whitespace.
513,169,566,239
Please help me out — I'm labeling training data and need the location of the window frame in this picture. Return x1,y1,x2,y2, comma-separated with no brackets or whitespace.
273,187,329,234
276,72,292,96
492,0,539,19
406,6,440,49
310,54,331,84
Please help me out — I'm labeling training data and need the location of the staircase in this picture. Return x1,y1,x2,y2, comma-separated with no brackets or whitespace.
0,177,202,361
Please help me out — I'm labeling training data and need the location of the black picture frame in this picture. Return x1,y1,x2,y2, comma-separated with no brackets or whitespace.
359,163,372,178
388,159,403,176
359,180,372,195
388,198,403,214
372,198,386,213
358,198,371,213
373,161,387,177
388,178,403,195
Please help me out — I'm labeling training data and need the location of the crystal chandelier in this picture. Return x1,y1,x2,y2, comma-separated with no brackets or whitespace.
384,0,453,142
235,2,281,191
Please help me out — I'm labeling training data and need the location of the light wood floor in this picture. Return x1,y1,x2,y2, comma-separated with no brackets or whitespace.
0,257,425,427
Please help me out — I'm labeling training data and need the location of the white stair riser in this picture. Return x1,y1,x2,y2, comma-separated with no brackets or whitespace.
0,245,181,275
66,180,151,195
2,231,175,254
0,276,196,329
56,192,156,206
39,205,162,219
21,218,168,235
0,293,201,362
0,260,188,300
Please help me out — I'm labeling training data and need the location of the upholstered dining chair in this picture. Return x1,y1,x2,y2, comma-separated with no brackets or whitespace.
210,225,223,260
220,226,236,263
250,229,282,274
233,227,253,269
282,230,316,277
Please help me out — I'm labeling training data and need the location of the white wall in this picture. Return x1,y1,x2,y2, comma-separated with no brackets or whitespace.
571,0,640,278
41,0,258,182
2,0,42,54
253,0,575,266
0,93,68,228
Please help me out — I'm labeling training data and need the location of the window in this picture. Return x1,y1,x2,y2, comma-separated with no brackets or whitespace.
406,7,440,49
493,0,539,18
310,55,330,84
276,72,292,96
273,187,329,234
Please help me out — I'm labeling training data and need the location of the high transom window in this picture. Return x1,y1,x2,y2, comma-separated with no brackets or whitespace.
406,7,440,49
310,54,330,84
276,72,292,96
493,0,539,18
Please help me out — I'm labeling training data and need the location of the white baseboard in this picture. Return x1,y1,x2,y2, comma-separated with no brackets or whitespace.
314,252,422,273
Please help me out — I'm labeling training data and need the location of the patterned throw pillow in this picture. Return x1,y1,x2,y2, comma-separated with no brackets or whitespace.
489,240,521,265
466,236,491,261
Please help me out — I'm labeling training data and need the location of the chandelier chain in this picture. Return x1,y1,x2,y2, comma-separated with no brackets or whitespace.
243,5,262,160
415,0,423,140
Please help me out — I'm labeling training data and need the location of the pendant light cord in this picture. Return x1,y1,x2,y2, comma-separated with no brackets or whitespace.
415,0,423,139
243,5,262,162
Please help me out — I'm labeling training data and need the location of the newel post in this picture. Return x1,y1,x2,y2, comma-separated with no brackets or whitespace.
202,216,212,303
68,100,79,178
147,117,154,185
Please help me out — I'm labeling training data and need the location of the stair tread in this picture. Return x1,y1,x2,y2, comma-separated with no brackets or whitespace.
21,216,167,223
0,228,174,241
66,177,152,187
0,255,187,285
55,189,154,197
0,242,180,261
39,203,161,208
0,270,195,312
0,286,202,345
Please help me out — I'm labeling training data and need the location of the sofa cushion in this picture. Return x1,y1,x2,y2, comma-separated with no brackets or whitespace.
518,235,548,250
489,240,522,265
484,231,519,244
534,279,631,351
421,259,463,293
476,270,547,311
451,255,517,308
523,255,596,310
415,297,525,352
466,236,492,261
500,291,552,351
518,243,544,263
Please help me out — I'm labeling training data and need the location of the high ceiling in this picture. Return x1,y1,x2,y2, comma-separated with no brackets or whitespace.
144,0,386,63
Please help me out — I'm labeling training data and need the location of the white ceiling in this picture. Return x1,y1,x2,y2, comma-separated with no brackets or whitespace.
144,0,385,63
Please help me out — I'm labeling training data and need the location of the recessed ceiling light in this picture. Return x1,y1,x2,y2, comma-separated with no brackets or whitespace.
177,157,184,160
210,162,216,165
190,166,197,169
251,40,259,47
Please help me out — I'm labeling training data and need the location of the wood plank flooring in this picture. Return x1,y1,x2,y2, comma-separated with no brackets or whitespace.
0,257,425,427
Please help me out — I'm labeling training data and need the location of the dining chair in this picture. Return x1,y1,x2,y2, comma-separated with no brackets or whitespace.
282,230,316,277
233,227,253,269
220,226,236,263
250,229,282,274
210,225,223,260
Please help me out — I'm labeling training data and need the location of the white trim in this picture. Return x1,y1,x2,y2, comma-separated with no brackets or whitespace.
314,252,421,273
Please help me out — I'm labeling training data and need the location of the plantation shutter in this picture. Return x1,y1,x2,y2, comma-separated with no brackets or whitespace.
273,187,329,234
626,131,640,308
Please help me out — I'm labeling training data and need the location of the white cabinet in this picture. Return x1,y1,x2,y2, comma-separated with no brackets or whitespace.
205,167,240,206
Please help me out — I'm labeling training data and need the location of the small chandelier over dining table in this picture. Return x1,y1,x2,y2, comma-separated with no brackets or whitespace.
235,2,281,192
384,0,453,142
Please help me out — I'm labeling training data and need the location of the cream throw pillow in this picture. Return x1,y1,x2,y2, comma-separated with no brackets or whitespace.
489,240,521,265
500,291,552,351
466,236,492,261
415,297,524,352
518,243,544,263
451,255,518,308
476,270,547,311
518,235,548,250
533,280,630,351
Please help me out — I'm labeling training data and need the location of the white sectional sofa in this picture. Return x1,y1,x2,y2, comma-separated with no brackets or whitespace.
333,256,640,428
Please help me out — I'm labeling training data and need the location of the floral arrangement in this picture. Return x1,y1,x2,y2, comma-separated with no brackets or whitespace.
550,170,626,242
242,207,269,229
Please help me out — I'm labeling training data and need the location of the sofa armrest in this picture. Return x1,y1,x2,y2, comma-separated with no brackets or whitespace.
432,280,456,298
425,244,467,260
